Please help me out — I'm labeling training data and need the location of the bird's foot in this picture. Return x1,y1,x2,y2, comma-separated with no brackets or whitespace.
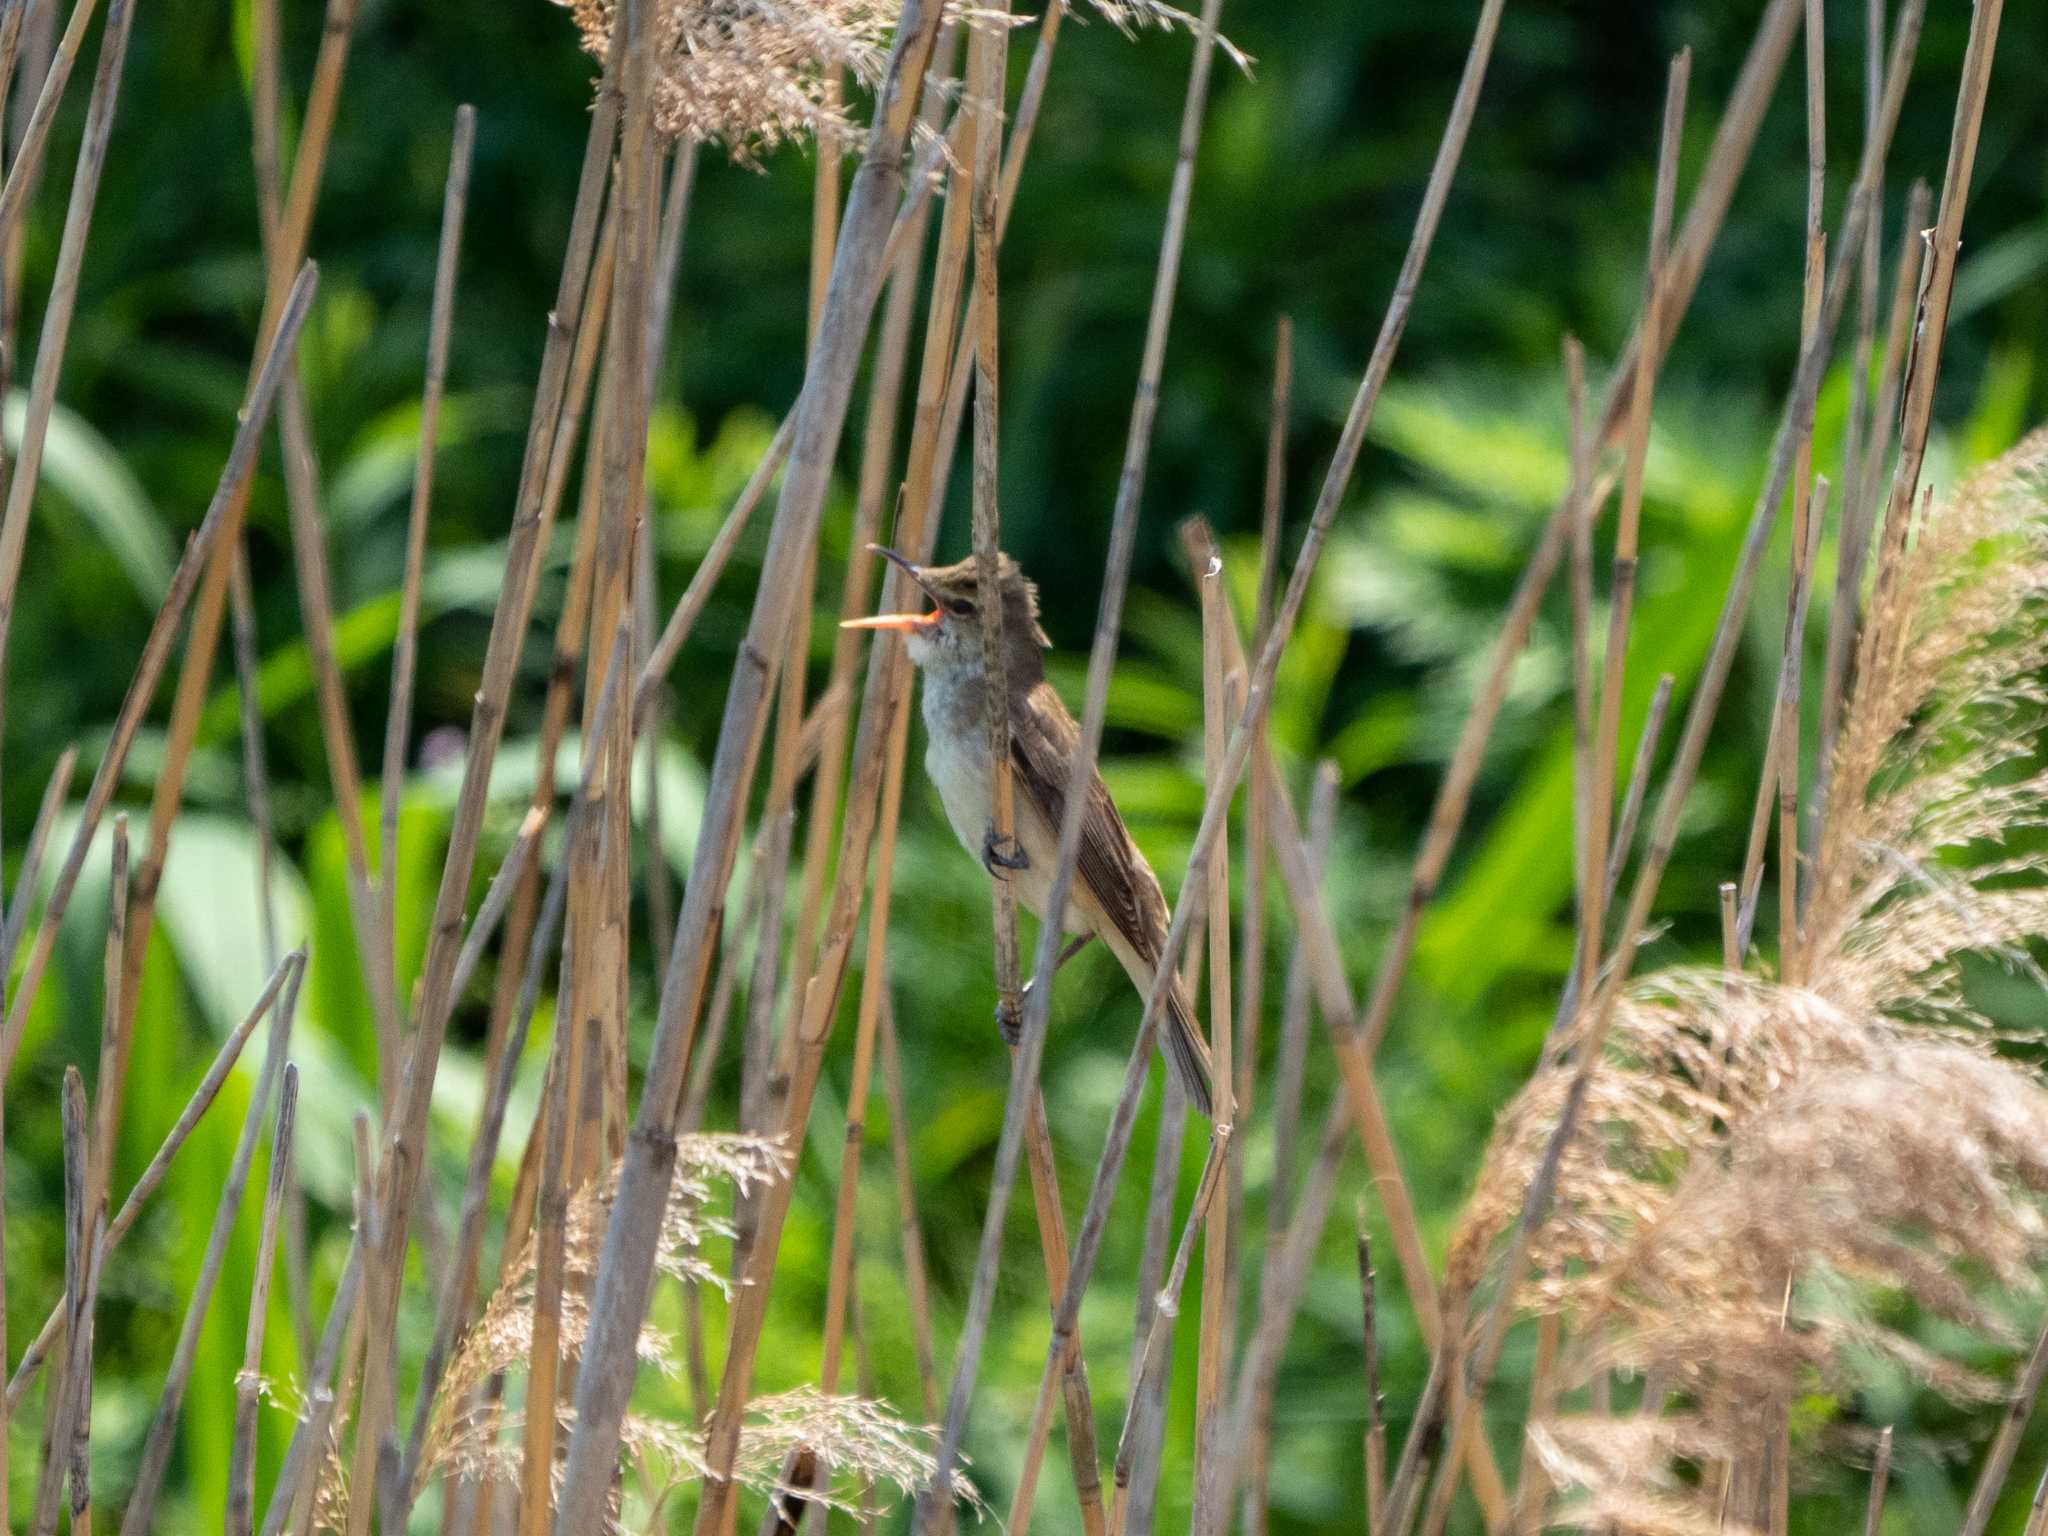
994,979,1035,1045
981,828,1030,878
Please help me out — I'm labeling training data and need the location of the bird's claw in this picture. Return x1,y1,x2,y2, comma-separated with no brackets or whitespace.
981,828,1030,878
993,978,1036,1045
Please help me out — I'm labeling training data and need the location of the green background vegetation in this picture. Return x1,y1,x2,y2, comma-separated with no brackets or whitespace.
3,0,2047,1530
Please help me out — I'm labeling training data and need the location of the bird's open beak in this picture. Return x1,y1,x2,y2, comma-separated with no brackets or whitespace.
841,609,939,633
841,544,943,634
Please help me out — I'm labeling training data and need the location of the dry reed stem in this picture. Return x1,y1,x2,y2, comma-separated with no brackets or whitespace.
228,553,283,974
29,1068,89,1536
1583,47,1688,1012
6,948,302,1410
1818,0,1882,784
521,1021,577,1536
1189,580,1507,1522
0,740,75,978
1226,322,1291,1376
1516,1303,1562,1533
1358,1207,1387,1530
1191,559,1237,1534
257,1233,366,1536
229,1063,299,1536
116,0,356,1157
777,58,951,1469
1817,176,1931,832
1549,673,1674,1041
1408,14,1945,1513
1239,761,1335,1536
560,3,952,1524
925,0,1234,1519
0,259,319,1079
1564,336,1594,993
382,103,477,972
1959,1321,2048,1536
277,363,405,1111
1865,0,1999,663
1109,1128,1232,1536
402,816,572,1492
1125,1072,1188,1536
780,26,952,1051
88,814,130,1208
1351,0,1801,1067
118,953,304,1536
363,29,622,1468
0,0,96,247
1863,1425,1892,1536
0,0,136,741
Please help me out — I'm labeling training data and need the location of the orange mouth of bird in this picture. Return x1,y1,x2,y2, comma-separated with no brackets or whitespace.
840,608,941,634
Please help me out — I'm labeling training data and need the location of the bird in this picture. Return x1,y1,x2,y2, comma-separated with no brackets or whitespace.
843,545,1216,1117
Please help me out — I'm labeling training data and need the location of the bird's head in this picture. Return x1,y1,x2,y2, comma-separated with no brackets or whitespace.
842,546,1050,679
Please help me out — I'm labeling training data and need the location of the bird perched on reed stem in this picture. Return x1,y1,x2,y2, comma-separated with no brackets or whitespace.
844,546,1216,1116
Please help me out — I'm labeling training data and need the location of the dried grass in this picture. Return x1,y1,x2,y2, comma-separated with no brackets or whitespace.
1450,431,2048,1531
554,0,1243,160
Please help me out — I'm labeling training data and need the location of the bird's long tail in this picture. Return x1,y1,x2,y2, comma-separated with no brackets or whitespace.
1160,975,1216,1119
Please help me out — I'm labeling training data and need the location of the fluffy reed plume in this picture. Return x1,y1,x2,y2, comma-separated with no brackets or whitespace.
1450,430,2048,1528
554,0,1242,159
363,1132,974,1527
557,0,909,156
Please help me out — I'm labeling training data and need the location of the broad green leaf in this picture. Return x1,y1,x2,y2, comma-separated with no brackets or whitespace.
6,392,174,603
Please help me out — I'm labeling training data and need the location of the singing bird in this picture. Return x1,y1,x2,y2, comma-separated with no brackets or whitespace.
844,547,1216,1117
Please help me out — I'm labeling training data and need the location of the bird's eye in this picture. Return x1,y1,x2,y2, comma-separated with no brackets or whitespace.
948,597,976,617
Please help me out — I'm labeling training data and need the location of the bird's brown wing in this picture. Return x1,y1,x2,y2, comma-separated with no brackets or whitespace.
1006,679,1171,965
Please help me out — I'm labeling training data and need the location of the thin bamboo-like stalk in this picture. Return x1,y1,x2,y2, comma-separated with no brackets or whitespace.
1179,558,1505,1519
361,28,623,1451
228,554,282,972
1240,761,1336,1536
60,1199,103,1536
0,261,320,1079
446,807,549,1007
1816,176,1930,828
1352,0,1803,1067
924,2,1235,1523
1124,1071,1188,1536
118,954,304,1536
276,363,404,1110
1226,321,1290,1402
256,1234,366,1536
1383,14,1937,1522
0,0,137,727
401,816,570,1492
229,1064,298,1536
381,103,476,966
1864,1425,1893,1536
877,989,943,1418
0,0,101,246
1775,477,1829,983
1358,1209,1387,1531
114,0,358,1109
344,1114,392,1536
559,6,954,1523
1563,337,1593,987
1514,1304,1560,1533
6,949,302,1410
1959,1320,2048,1536
520,1020,577,1536
1191,559,1237,1535
29,1069,89,1536
1818,0,1888,773
1582,48,1688,1008
0,740,74,976
1109,1129,1231,1536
